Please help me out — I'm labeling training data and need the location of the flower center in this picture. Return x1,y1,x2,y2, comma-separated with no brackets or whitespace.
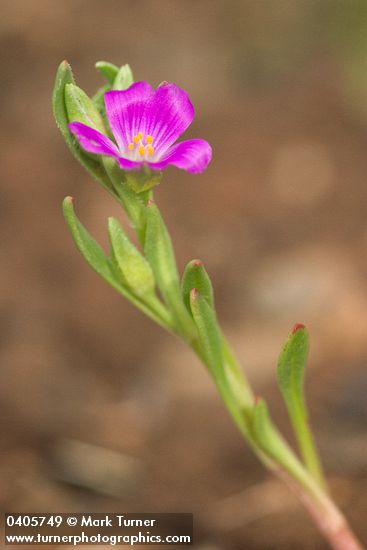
127,132,155,159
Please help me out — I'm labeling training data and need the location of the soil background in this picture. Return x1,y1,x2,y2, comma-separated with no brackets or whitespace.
1,1,367,548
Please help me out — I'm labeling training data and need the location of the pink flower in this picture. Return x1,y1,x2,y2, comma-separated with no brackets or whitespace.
69,81,212,174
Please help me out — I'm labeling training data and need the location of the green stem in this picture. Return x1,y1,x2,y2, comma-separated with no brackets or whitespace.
221,335,254,410
122,196,362,549
274,466,364,550
291,402,327,490
193,339,315,494
194,343,364,550
144,294,175,331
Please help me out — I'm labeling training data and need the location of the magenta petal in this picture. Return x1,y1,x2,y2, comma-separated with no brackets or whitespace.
69,122,119,158
143,83,195,154
104,82,153,150
149,139,212,174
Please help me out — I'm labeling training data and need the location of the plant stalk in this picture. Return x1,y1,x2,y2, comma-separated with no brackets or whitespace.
274,466,364,550
291,404,327,490
193,339,364,550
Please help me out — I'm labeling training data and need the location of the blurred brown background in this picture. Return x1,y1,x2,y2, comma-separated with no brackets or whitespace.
1,1,367,548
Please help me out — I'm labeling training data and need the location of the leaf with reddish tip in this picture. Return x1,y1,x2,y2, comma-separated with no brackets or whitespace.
277,324,309,421
63,196,121,287
62,197,169,329
181,259,214,312
52,61,115,196
277,325,325,486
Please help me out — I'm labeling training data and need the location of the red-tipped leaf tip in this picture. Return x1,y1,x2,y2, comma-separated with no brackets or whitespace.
254,395,262,405
147,198,155,207
65,196,74,203
190,288,199,300
192,259,203,267
292,323,306,334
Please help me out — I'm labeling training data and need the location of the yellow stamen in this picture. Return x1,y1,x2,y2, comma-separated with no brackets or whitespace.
146,145,154,156
133,134,141,143
128,142,134,150
146,135,153,144
138,145,145,156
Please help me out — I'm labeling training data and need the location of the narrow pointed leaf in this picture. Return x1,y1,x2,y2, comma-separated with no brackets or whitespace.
277,324,309,421
63,197,170,329
182,261,253,413
63,197,120,287
189,289,223,380
277,324,325,487
144,201,179,289
108,217,155,296
252,398,281,457
145,201,196,340
113,64,134,90
65,83,106,133
52,61,115,196
95,61,119,84
182,259,214,312
53,61,75,144
190,289,250,435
